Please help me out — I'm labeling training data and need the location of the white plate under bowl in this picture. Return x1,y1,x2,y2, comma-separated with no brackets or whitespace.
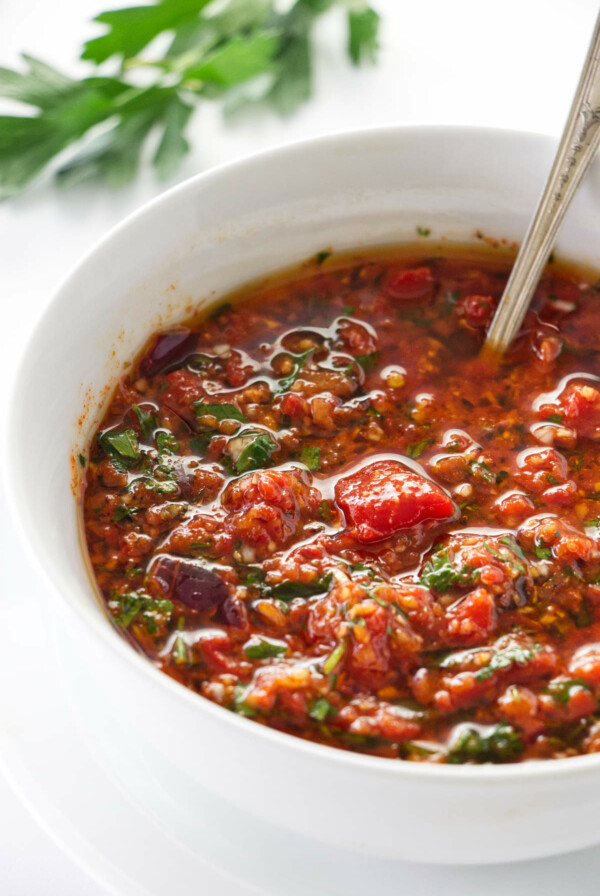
7,126,600,865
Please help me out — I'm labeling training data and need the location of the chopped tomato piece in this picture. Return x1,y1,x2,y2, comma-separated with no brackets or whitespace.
457,294,495,327
445,588,497,646
560,382,600,439
334,460,457,543
383,266,435,301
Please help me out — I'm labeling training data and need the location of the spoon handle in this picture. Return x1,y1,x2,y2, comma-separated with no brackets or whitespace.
485,11,600,355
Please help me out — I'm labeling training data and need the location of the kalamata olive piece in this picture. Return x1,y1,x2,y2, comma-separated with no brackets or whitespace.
152,556,230,612
139,330,198,377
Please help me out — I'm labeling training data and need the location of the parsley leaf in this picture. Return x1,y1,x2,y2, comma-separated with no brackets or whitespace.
276,348,313,392
309,696,335,721
355,351,380,372
133,404,158,439
474,642,541,682
419,548,476,593
407,438,433,459
447,723,523,764
113,504,139,522
323,639,347,675
230,430,278,474
544,678,592,705
82,1,211,65
348,6,380,63
244,636,288,659
194,402,248,424
98,427,140,470
108,589,172,631
300,445,321,470
1,0,381,196
156,430,179,453
268,573,332,601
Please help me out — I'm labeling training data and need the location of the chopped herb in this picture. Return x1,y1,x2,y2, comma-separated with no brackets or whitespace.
405,741,440,758
585,518,600,527
155,430,179,453
495,470,509,484
318,500,333,522
113,504,139,522
300,445,320,470
315,249,331,264
172,635,190,666
78,453,86,467
188,539,212,555
239,566,266,589
232,431,278,474
276,348,313,392
355,351,380,372
147,478,179,495
244,636,288,659
407,438,433,459
469,459,495,483
323,639,347,675
535,544,552,560
416,226,431,236
342,304,356,316
548,413,563,424
309,697,335,721
194,402,247,424
187,353,212,371
547,473,559,484
419,548,476,592
133,404,157,439
498,534,527,562
98,427,140,470
483,536,526,574
268,573,333,601
232,683,256,719
350,561,378,577
366,406,382,418
108,589,172,631
544,678,592,705
447,722,523,764
475,642,540,682
189,434,210,456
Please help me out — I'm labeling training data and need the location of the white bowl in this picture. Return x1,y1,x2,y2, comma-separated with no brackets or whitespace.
8,126,600,865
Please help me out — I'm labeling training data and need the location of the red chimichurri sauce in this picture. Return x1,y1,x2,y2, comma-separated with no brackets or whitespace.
82,247,600,763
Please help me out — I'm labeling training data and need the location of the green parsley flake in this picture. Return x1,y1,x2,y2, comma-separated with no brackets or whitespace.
244,637,288,660
194,402,247,424
98,427,140,470
301,445,320,470
155,430,179,453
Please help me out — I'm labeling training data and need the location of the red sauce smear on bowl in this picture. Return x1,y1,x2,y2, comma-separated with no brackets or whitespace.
82,247,600,763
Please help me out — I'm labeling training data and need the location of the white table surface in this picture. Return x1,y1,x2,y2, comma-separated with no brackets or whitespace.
1,0,599,891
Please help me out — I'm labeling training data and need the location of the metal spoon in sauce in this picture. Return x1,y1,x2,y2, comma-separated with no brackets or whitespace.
484,11,600,356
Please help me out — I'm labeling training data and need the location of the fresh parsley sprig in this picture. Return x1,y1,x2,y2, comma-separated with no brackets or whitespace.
0,0,380,198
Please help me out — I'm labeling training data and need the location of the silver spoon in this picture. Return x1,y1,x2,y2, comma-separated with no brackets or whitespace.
484,11,600,356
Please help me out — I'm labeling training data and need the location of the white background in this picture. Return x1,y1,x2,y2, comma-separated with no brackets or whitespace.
1,0,599,892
